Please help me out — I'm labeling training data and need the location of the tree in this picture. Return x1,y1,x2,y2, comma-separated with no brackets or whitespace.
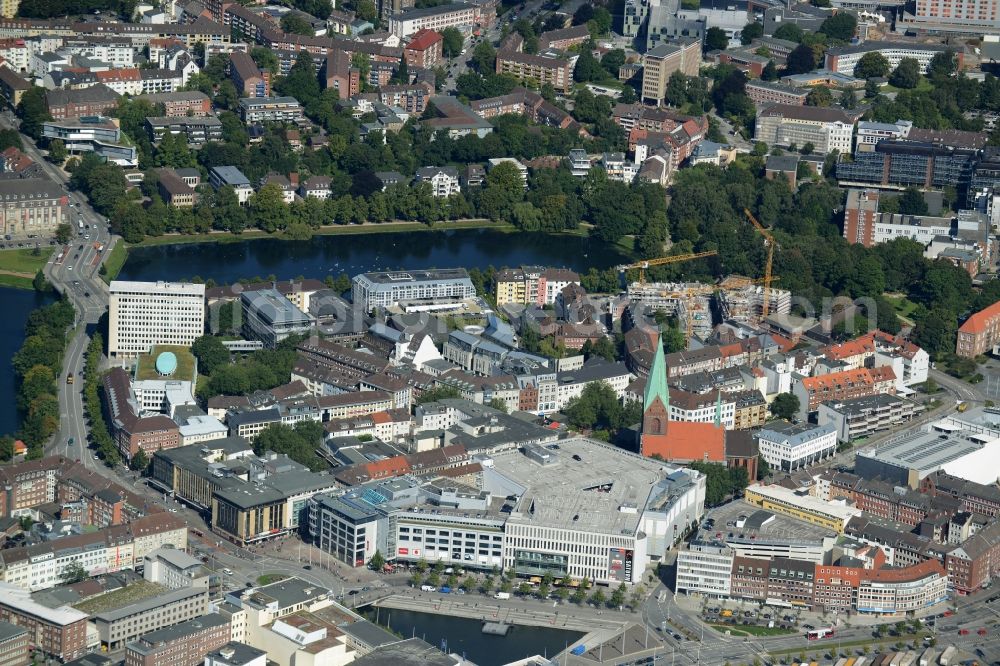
740,21,763,45
416,385,461,404
898,186,928,215
129,449,149,471
192,335,230,375
889,57,921,89
773,23,803,42
32,270,50,293
280,13,315,35
369,550,385,572
472,40,496,73
704,27,729,52
276,51,321,106
927,50,957,80
355,0,376,20
60,561,88,584
786,44,817,75
854,51,890,79
573,48,605,83
0,129,21,151
47,139,67,164
55,223,73,244
590,588,607,606
610,582,626,608
441,27,463,58
819,12,857,41
770,392,800,420
487,397,508,413
761,60,778,81
16,86,51,139
806,86,832,107
250,47,280,76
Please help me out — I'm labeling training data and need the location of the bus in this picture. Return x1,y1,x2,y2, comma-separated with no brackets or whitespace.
806,627,834,640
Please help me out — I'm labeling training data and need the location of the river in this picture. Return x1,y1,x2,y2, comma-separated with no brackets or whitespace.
361,607,584,666
117,229,629,285
0,287,56,437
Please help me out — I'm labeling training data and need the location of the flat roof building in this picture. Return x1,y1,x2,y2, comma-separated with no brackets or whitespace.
743,484,862,533
855,429,989,488
240,289,314,348
352,268,476,312
109,281,206,359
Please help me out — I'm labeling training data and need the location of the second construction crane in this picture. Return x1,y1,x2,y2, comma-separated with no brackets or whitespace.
617,250,718,284
742,208,777,319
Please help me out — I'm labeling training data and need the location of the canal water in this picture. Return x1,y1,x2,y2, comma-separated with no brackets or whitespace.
117,229,629,285
0,287,56,436
362,607,584,666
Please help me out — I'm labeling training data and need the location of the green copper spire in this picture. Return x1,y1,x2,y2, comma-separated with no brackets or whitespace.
644,335,669,412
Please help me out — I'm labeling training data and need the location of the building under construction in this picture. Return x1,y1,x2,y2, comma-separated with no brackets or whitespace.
716,276,792,325
626,281,714,340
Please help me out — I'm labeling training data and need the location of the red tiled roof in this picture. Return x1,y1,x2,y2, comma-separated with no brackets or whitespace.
642,421,726,463
406,28,442,51
959,300,1000,335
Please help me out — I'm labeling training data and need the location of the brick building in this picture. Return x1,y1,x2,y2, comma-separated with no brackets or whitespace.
956,299,1000,357
0,583,88,661
136,91,212,117
44,84,120,120
125,614,229,666
403,28,442,68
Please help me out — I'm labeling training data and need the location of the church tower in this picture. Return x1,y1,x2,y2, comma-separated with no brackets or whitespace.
640,337,669,452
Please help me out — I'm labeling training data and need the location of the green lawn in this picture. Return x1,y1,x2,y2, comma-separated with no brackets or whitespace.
883,293,919,325
710,624,796,637
73,580,166,614
100,241,127,283
0,273,34,289
128,219,517,248
134,345,197,381
882,77,935,94
258,573,288,585
0,247,51,275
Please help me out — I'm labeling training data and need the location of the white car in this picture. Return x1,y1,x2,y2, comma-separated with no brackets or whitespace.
222,568,234,575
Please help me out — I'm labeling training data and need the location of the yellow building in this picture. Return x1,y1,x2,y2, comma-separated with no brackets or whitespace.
744,484,861,533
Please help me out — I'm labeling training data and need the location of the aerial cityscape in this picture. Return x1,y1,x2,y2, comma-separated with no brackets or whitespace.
0,0,997,663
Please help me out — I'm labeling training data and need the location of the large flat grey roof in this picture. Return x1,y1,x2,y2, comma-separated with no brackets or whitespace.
857,430,985,473
91,587,206,623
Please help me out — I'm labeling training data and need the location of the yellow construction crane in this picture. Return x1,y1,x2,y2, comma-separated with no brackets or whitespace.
743,208,777,319
618,251,718,284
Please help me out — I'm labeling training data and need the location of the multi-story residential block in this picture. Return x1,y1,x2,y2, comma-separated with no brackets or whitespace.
145,116,223,145
470,87,577,130
819,394,921,442
0,584,87,661
744,80,809,107
855,119,913,146
414,166,460,197
538,24,590,50
237,96,303,123
229,50,270,97
755,103,858,154
494,265,579,306
41,116,138,166
45,84,120,120
0,178,67,238
403,28,442,68
125,614,230,666
108,280,205,358
496,49,572,92
0,67,28,108
143,547,210,590
755,421,838,472
792,366,896,417
640,38,701,104
824,40,964,75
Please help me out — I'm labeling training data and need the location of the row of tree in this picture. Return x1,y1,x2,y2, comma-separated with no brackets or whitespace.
10,298,76,456
83,332,122,466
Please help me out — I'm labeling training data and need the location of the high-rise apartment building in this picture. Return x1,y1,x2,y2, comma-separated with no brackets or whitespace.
109,281,205,359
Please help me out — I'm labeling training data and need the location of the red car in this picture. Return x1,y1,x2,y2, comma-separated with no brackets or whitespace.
979,628,988,636
944,610,954,617
959,629,970,636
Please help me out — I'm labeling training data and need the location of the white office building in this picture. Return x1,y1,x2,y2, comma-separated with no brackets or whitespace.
109,281,206,359
675,541,734,597
352,268,476,312
755,421,838,471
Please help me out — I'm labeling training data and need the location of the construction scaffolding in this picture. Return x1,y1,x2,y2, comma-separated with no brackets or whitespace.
626,281,715,340
716,276,792,325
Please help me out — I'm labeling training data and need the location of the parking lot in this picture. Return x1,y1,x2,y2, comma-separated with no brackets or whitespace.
700,501,838,543
702,600,803,634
